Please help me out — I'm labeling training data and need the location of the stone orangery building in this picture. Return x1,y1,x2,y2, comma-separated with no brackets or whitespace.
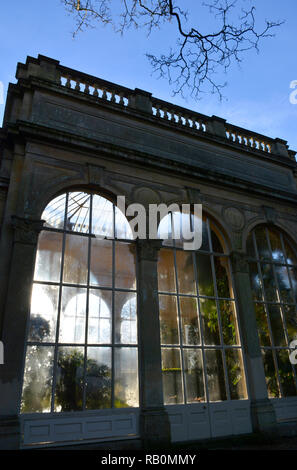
0,55,297,450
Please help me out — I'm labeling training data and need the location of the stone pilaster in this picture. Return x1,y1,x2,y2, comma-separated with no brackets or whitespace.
0,216,44,449
230,250,278,435
136,239,171,447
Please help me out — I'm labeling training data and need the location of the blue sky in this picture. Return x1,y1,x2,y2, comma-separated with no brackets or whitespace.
0,0,297,153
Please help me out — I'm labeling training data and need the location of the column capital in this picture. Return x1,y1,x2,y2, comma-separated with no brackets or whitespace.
11,215,45,245
136,239,163,262
229,250,249,274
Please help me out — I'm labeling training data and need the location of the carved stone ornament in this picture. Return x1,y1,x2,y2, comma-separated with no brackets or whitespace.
136,239,163,262
223,206,245,232
229,250,249,274
11,215,45,245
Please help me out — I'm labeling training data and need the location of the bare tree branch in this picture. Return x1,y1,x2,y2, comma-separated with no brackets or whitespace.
61,0,284,99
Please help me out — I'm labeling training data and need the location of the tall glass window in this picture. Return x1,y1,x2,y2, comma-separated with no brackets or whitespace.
21,191,139,413
157,213,248,404
247,225,297,398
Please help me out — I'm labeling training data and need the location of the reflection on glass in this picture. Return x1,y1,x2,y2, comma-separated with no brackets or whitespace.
66,192,90,233
159,295,179,345
115,205,133,239
268,228,285,262
261,264,277,302
274,265,293,303
42,194,66,229
115,292,137,344
63,234,88,285
179,297,200,345
60,288,87,343
114,347,139,407
92,194,114,238
284,237,297,265
176,250,196,295
184,349,205,403
200,220,210,251
86,347,112,409
225,349,247,399
261,349,280,398
158,249,176,293
158,213,174,246
200,298,220,345
254,303,271,346
28,284,59,343
34,231,63,282
249,263,263,301
115,242,136,290
55,347,84,411
288,267,297,303
196,253,214,297
21,345,54,413
268,305,286,346
205,349,227,401
214,256,231,298
90,238,113,287
220,301,239,345
88,291,111,344
162,348,183,404
283,305,297,341
255,227,270,260
276,349,297,397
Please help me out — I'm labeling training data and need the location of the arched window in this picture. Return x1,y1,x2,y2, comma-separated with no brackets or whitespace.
247,225,297,398
21,191,138,413
157,213,247,404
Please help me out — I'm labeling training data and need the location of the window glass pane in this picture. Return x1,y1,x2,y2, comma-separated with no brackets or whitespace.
200,298,220,345
210,228,224,254
254,303,271,346
88,290,112,344
283,305,297,342
184,349,205,403
255,227,270,260
214,256,231,298
66,192,90,233
274,265,294,303
115,242,136,290
176,251,196,295
261,264,277,302
114,347,139,407
34,231,63,282
288,267,297,302
284,237,297,265
162,348,183,404
179,297,200,345
115,205,133,240
158,249,176,293
196,253,214,297
59,287,87,343
159,295,179,345
200,220,210,251
55,346,84,411
268,305,287,346
42,194,66,229
28,284,59,343
276,349,297,397
63,234,88,285
249,263,263,301
90,238,112,287
115,292,137,344
268,228,285,263
261,349,280,398
158,213,174,247
21,345,54,413
220,301,239,345
86,347,112,409
225,349,247,399
205,349,227,401
92,194,114,238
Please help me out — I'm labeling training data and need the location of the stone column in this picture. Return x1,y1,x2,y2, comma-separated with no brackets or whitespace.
136,239,171,447
0,215,44,449
230,251,278,435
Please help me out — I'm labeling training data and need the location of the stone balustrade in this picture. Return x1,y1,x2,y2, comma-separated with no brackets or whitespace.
151,98,207,133
226,126,272,154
